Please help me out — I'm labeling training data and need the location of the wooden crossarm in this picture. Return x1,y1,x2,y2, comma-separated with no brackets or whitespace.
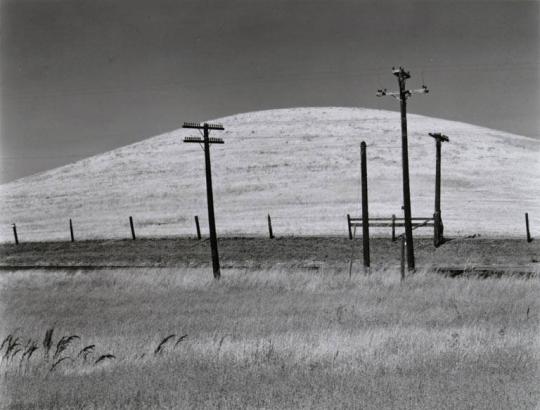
184,137,224,144
182,122,224,130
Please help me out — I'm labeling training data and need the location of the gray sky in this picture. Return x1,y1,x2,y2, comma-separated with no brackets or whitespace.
1,0,538,183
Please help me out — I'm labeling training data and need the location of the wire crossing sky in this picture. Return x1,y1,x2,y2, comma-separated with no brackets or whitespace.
1,0,538,183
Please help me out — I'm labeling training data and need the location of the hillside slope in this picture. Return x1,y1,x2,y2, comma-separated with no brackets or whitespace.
1,107,538,242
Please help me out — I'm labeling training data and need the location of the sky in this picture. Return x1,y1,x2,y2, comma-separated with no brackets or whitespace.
0,0,538,183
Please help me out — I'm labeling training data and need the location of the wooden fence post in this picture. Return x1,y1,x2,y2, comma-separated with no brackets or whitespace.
69,218,75,242
129,216,136,240
12,223,19,245
525,213,533,242
347,214,353,240
267,214,274,239
391,214,396,242
195,216,201,240
400,236,405,282
433,212,439,247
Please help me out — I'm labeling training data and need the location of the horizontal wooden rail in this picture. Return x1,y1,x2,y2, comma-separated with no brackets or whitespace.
349,217,433,222
350,222,434,228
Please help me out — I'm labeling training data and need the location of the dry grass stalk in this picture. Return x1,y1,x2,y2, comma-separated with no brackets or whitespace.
49,356,72,372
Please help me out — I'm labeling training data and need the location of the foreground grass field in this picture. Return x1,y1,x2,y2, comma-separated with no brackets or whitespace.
0,267,538,409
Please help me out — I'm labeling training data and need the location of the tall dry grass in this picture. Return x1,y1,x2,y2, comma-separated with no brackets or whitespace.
0,267,538,409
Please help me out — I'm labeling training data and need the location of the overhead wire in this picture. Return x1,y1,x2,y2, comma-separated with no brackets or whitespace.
1,61,536,101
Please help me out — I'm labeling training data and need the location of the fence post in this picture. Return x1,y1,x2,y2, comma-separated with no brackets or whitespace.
69,218,75,242
347,214,352,240
12,223,19,245
525,213,532,242
267,214,274,239
129,216,136,240
433,212,438,247
400,236,405,282
391,214,396,242
195,216,202,240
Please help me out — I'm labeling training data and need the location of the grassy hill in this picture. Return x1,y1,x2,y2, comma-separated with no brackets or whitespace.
1,107,538,242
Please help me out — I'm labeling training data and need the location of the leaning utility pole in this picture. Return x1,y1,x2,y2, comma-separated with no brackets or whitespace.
428,132,449,247
377,67,429,270
183,122,225,279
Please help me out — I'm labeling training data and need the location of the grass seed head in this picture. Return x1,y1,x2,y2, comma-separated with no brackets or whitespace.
94,354,115,365
0,335,13,353
53,335,80,360
21,342,39,363
42,328,54,359
77,344,95,361
174,334,188,348
5,337,20,359
154,334,176,355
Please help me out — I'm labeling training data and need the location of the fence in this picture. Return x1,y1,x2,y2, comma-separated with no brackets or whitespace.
3,213,342,244
3,211,534,245
347,214,438,242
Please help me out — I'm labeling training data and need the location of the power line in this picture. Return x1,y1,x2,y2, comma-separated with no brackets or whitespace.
1,62,536,100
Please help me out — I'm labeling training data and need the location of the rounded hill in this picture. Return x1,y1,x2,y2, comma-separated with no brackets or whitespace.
1,107,538,241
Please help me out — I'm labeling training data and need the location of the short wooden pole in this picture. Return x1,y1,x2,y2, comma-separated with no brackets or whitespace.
267,214,274,239
129,216,136,240
12,223,19,245
429,133,449,248
69,218,75,242
400,236,405,281
347,214,353,240
435,139,442,214
433,211,444,247
348,226,356,278
525,213,532,242
195,216,201,240
391,214,396,242
361,142,370,269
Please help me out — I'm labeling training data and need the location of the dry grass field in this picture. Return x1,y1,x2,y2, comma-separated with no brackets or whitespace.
1,237,538,271
1,263,539,409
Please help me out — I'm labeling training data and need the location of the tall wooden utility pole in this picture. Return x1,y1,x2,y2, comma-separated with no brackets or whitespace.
183,122,224,279
429,132,449,247
360,141,370,270
377,67,429,271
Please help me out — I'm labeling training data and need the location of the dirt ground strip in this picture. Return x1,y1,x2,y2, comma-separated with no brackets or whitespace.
0,236,538,274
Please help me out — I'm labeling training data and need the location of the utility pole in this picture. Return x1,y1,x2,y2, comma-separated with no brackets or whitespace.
429,132,449,247
377,67,429,271
360,141,370,270
183,122,224,279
